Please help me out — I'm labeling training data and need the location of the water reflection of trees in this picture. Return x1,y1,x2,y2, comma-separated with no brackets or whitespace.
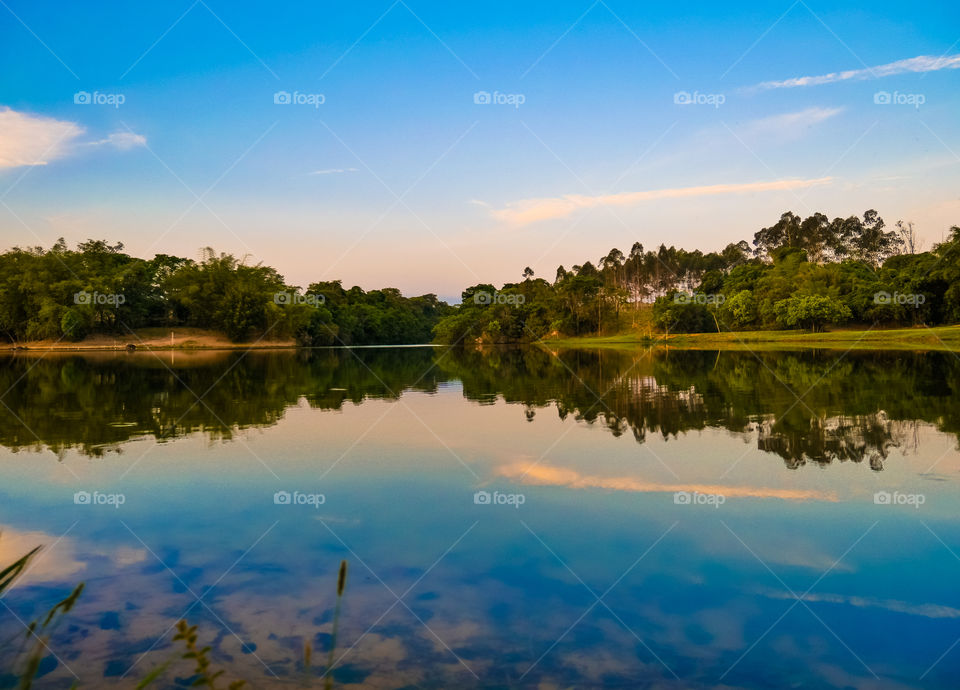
0,347,955,468
441,347,956,470
0,348,447,457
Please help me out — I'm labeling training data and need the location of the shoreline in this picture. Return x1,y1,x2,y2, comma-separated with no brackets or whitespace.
7,325,960,353
541,324,960,352
1,343,443,353
3,343,300,352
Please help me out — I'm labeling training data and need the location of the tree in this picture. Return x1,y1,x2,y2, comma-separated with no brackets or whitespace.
652,292,717,334
849,210,902,266
753,212,802,258
774,295,852,332
720,290,757,328
895,220,920,254
60,307,91,341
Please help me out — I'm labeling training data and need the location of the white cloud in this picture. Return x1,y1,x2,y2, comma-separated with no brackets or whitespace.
741,106,844,139
0,107,84,168
82,131,148,151
0,107,146,169
307,167,357,175
491,177,833,226
0,527,86,584
755,53,960,90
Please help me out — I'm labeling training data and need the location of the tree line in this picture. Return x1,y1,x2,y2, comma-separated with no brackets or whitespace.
3,208,958,346
0,240,450,344
434,209,960,342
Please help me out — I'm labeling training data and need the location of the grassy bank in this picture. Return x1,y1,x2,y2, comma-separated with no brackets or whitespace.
542,324,960,352
12,324,960,353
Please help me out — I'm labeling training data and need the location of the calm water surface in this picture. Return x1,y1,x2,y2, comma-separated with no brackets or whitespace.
0,346,958,688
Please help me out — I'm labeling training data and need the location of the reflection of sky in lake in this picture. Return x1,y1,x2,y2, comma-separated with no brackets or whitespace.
2,371,960,688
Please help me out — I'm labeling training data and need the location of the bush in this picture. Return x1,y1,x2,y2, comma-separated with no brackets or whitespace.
60,307,90,341
720,290,756,328
653,293,717,333
774,295,852,332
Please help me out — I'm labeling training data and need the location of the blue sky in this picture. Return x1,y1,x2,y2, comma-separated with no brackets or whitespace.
1,0,959,298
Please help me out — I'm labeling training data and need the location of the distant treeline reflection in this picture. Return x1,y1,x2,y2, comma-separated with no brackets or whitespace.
0,347,956,468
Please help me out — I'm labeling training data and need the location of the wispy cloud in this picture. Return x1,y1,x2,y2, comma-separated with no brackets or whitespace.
0,107,146,169
491,177,833,226
0,107,83,168
758,588,960,619
741,107,844,138
754,53,960,90
84,131,148,151
307,167,357,175
495,461,837,502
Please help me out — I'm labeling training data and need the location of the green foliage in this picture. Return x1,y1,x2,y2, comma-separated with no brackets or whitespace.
752,209,902,264
59,307,90,342
435,210,960,342
720,290,756,328
652,292,717,333
433,279,558,344
0,241,449,345
774,295,852,332
303,281,451,346
4,216,960,346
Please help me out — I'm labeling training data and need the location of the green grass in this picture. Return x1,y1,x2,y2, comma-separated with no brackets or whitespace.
543,324,960,352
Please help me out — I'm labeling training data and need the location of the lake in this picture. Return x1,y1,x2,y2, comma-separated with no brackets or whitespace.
0,346,958,688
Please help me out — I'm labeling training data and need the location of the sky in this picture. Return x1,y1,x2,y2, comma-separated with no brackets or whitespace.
1,0,959,301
